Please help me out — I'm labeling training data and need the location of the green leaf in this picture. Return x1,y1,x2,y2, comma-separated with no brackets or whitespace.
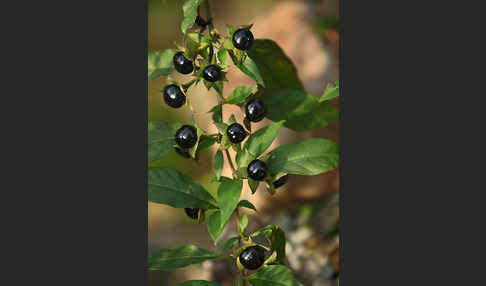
196,135,217,153
259,89,339,132
246,39,303,91
207,210,226,244
248,265,302,286
244,120,284,158
319,80,339,102
246,40,338,131
148,245,221,270
248,178,259,194
148,49,176,82
218,178,243,231
148,167,218,209
225,85,257,104
228,50,264,86
238,213,248,233
181,0,205,34
214,149,224,181
237,200,257,212
177,281,220,286
148,121,182,162
251,225,286,265
236,149,255,169
209,104,223,123
217,48,227,69
222,236,240,251
266,138,339,176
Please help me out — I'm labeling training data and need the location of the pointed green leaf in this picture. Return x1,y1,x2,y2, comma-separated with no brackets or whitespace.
148,167,217,209
258,89,339,132
148,49,176,82
218,178,243,230
238,200,257,212
246,39,338,131
244,120,285,158
238,213,248,233
181,0,205,34
148,245,221,270
207,210,226,244
248,265,302,286
266,138,339,176
248,178,259,194
228,50,264,86
218,48,227,69
319,80,339,102
148,121,182,162
214,149,224,181
246,39,303,91
225,86,257,104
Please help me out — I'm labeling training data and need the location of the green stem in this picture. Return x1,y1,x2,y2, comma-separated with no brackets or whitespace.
225,149,236,174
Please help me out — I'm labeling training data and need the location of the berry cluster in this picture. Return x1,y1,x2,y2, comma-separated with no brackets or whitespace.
161,18,289,272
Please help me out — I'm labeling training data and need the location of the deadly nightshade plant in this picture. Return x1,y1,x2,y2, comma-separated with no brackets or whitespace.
147,1,340,285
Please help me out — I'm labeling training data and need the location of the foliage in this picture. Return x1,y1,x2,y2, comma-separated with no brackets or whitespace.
147,0,339,284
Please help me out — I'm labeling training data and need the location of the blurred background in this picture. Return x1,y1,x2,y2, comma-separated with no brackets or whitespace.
148,0,339,285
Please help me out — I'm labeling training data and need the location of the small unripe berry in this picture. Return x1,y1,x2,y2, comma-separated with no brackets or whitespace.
239,245,265,270
184,208,199,220
163,84,186,108
175,125,198,149
247,159,267,181
245,98,266,122
232,28,254,50
173,52,194,75
272,175,288,189
203,65,221,82
226,123,247,144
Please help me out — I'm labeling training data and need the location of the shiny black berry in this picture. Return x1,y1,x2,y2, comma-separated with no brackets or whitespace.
245,98,266,122
184,208,199,220
273,175,288,189
239,245,265,270
163,84,186,108
203,65,221,82
232,28,254,51
174,146,191,159
175,125,198,149
226,123,247,144
173,52,194,75
247,159,267,181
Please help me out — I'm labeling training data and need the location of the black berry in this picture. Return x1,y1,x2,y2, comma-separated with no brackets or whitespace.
174,146,191,159
203,65,221,82
232,29,254,50
175,125,198,149
173,52,194,75
184,208,199,220
239,245,265,270
163,84,186,108
245,98,266,122
247,159,267,181
272,175,288,189
226,123,247,144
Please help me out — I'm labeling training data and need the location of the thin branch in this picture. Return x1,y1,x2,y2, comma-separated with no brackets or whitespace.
225,149,237,174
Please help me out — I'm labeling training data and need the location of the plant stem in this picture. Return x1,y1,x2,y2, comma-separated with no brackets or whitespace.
225,149,236,174
202,0,215,32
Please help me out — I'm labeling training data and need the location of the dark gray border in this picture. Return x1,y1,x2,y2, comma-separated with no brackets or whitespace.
4,0,148,285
